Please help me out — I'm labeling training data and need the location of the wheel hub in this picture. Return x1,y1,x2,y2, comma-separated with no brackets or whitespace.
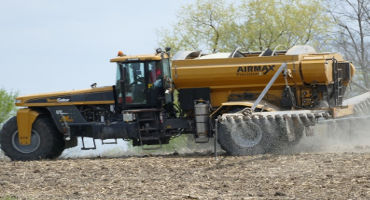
230,122,263,148
11,130,41,154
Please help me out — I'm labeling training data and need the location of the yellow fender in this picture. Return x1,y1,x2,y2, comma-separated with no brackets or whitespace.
16,108,40,145
210,101,277,119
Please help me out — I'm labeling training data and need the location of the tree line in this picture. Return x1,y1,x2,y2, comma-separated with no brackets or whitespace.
0,89,17,126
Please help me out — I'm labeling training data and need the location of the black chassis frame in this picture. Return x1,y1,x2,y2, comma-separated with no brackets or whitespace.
45,105,193,144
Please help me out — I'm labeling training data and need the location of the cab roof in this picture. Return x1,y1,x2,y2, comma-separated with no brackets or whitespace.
110,54,168,62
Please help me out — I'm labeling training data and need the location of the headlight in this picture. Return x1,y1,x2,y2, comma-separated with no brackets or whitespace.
123,112,136,122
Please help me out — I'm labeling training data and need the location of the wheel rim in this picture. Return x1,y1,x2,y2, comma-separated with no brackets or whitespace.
230,122,262,148
11,130,41,154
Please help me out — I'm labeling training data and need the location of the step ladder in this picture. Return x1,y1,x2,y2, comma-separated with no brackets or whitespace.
136,110,163,150
81,137,97,150
333,59,344,106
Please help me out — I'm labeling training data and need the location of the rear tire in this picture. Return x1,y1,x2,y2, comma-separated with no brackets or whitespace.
0,116,65,161
217,118,279,155
278,117,304,146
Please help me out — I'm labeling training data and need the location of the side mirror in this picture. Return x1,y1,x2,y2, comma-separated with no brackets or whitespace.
156,48,163,54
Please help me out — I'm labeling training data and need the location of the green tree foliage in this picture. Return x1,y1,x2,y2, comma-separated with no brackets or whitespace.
0,89,17,126
158,0,330,53
236,0,330,51
158,0,235,53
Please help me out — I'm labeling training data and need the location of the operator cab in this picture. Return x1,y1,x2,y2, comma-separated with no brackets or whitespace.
110,48,172,110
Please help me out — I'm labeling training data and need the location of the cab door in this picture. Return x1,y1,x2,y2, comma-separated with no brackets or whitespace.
122,62,147,106
147,61,165,107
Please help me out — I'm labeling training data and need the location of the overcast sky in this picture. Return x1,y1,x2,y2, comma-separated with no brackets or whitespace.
0,0,193,95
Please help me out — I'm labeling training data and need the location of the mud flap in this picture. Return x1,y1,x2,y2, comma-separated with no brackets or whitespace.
16,109,40,145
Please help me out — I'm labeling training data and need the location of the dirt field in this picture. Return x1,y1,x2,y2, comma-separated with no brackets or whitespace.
0,152,369,199
1,121,370,200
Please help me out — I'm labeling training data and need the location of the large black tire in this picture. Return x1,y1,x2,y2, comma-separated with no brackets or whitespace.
0,116,65,161
217,118,279,155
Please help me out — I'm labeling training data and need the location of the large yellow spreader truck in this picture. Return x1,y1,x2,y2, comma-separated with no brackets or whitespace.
1,46,369,160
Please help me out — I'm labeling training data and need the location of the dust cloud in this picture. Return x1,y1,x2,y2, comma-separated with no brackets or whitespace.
280,115,370,154
59,135,220,159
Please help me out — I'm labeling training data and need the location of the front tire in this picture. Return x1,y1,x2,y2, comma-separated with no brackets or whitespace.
0,116,65,161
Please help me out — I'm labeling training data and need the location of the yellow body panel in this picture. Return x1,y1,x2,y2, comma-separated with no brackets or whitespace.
172,53,353,107
17,101,115,107
173,55,300,88
16,109,39,145
16,86,114,107
331,105,354,118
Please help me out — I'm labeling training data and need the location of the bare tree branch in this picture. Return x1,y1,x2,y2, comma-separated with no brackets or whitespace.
330,0,370,87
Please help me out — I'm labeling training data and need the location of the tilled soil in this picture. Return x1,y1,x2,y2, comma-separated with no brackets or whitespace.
0,153,370,199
